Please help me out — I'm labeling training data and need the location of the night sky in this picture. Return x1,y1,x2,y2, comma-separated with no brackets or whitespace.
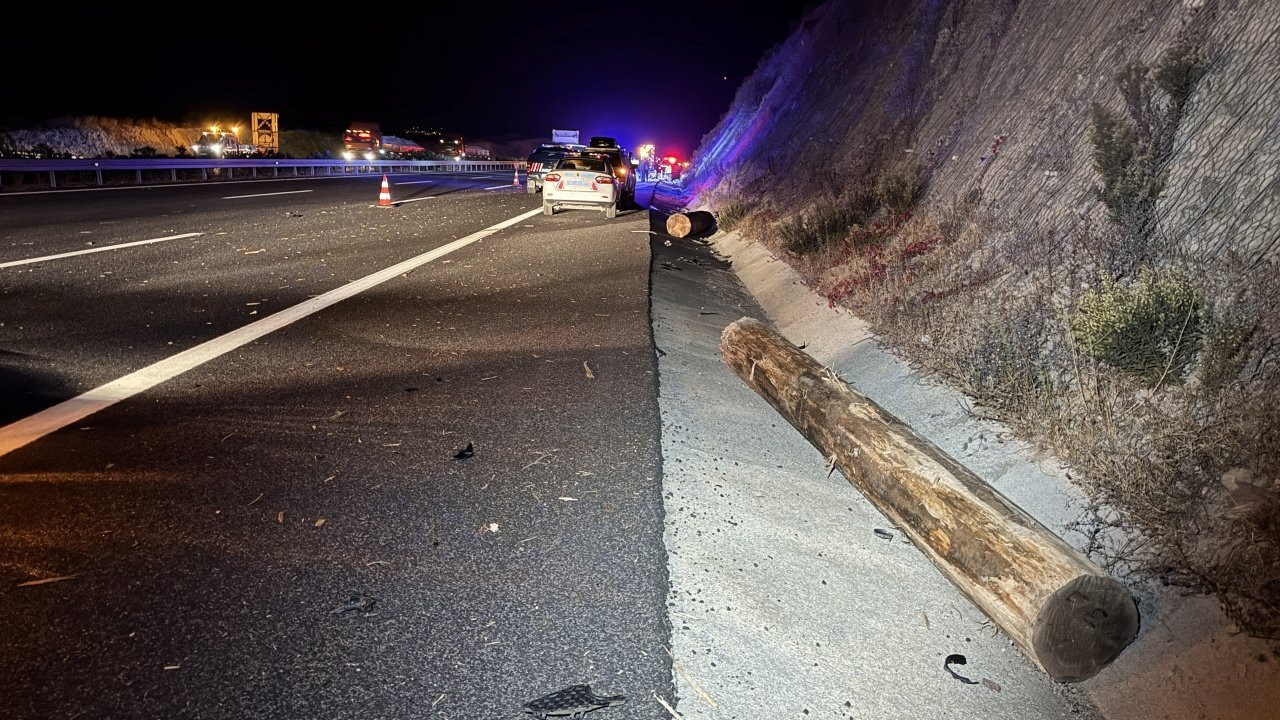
6,2,819,154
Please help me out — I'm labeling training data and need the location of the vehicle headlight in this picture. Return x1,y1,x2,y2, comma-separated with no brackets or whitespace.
342,151,354,161
364,152,375,161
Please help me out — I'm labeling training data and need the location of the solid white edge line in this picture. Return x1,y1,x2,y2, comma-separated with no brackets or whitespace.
0,207,545,459
483,185,517,191
222,189,314,199
0,233,204,269
395,180,436,185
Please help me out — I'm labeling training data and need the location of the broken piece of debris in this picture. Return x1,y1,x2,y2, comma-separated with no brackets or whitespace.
523,684,625,718
330,594,376,615
943,653,979,684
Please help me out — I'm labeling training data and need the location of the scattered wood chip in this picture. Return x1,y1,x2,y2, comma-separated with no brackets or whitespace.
665,646,717,709
381,443,401,447
558,496,579,502
366,560,390,567
248,493,263,506
583,361,595,380
243,249,266,255
655,694,683,719
277,511,285,524
16,575,78,588
314,518,326,528
981,678,1002,692
163,665,181,671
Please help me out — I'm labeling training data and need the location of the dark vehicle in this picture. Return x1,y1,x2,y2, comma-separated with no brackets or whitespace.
588,136,619,148
574,145,636,206
525,144,575,194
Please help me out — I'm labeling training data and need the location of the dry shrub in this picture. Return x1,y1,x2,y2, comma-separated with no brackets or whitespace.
714,199,754,232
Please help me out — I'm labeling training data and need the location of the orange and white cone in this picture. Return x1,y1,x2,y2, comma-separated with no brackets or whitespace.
377,175,393,207
512,165,520,187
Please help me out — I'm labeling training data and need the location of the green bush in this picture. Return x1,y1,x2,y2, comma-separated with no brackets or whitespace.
1153,42,1206,107
1071,269,1203,384
1089,43,1203,254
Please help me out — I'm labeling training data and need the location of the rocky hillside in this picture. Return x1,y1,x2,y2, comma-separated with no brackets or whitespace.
694,0,1279,638
0,117,201,157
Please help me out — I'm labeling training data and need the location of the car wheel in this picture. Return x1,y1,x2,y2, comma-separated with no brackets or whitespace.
526,179,537,194
605,202,617,219
543,201,554,216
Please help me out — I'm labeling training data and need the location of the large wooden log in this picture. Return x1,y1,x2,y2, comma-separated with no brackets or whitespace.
720,317,1138,682
666,210,715,238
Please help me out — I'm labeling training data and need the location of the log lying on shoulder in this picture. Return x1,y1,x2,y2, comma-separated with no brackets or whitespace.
720,317,1138,682
665,210,716,238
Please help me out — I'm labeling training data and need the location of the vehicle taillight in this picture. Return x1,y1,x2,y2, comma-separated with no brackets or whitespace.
617,167,627,176
596,175,614,184
545,173,560,182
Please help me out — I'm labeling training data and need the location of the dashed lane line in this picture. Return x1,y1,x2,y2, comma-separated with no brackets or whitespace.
0,207,545,459
0,232,204,269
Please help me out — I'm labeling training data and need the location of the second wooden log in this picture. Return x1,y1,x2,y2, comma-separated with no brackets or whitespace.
720,317,1138,682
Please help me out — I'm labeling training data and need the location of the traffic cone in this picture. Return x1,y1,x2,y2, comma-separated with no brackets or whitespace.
512,165,520,187
377,175,393,207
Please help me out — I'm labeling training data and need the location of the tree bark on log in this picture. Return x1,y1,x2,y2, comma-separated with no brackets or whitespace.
666,210,715,238
720,317,1138,682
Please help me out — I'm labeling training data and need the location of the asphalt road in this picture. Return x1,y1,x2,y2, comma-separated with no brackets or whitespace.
0,174,672,718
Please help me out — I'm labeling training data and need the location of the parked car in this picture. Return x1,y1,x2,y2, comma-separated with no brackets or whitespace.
542,155,620,219
574,146,635,206
525,144,575,194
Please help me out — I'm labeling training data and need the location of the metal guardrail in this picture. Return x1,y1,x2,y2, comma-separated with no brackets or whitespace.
0,158,521,192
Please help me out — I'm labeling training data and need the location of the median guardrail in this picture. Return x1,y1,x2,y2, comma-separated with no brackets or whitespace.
0,158,521,192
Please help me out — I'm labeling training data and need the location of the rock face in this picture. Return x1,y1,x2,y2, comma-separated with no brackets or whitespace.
0,116,200,157
691,0,1280,264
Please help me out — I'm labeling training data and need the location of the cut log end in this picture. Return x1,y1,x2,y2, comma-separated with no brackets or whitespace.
1031,574,1140,682
666,211,716,238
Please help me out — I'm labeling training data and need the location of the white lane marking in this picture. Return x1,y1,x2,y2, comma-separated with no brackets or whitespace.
222,189,314,200
396,180,435,185
0,232,203,269
0,172,503,197
0,207,545,458
483,185,517,191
